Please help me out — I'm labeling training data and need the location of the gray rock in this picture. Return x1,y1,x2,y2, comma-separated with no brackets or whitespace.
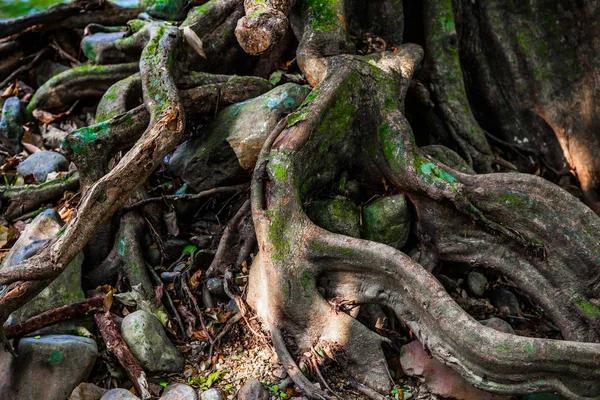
0,96,24,154
2,209,85,328
69,382,106,400
17,150,69,183
307,197,361,238
100,388,139,400
491,288,521,317
206,278,225,297
480,317,515,334
81,32,136,65
121,310,184,373
0,335,98,400
421,145,476,175
199,388,224,400
169,83,310,191
238,377,268,400
160,383,197,400
466,272,488,297
363,195,411,249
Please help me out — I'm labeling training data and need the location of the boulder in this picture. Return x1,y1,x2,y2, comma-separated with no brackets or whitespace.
0,335,98,400
362,194,411,249
169,83,310,191
120,310,184,373
2,209,85,329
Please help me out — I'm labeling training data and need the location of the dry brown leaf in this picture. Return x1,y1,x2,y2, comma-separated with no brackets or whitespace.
189,269,202,290
192,329,210,342
0,225,10,249
32,109,59,124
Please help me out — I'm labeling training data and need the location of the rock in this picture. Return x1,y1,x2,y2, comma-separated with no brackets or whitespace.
2,209,85,328
363,194,411,249
421,145,476,175
400,341,509,400
238,377,268,400
34,60,70,87
69,382,106,400
145,247,161,267
0,96,24,154
491,288,521,316
307,197,361,238
206,278,225,297
0,335,98,400
199,388,224,400
81,32,135,65
100,388,139,400
141,0,186,20
160,383,197,400
120,310,184,373
466,272,488,297
480,317,515,334
272,366,287,379
17,150,69,183
437,275,459,294
169,83,310,191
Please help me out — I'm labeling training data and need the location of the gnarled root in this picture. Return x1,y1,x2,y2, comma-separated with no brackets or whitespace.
246,44,600,399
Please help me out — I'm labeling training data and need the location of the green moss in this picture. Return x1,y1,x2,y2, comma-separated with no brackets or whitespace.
288,87,320,127
303,0,340,32
573,292,600,318
270,163,288,180
524,343,537,354
49,350,63,364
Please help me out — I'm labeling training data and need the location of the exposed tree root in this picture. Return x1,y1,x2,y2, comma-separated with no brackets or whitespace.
247,44,600,399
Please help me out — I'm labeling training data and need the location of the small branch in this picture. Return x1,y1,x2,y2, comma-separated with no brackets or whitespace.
0,47,52,89
120,184,249,213
4,295,104,339
94,311,151,400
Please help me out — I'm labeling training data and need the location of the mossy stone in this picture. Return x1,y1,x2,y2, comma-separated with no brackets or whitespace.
363,194,411,250
308,197,361,238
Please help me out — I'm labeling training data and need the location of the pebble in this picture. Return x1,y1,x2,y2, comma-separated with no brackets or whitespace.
100,388,139,400
160,383,198,400
491,288,521,316
200,388,224,400
467,272,488,297
238,377,268,400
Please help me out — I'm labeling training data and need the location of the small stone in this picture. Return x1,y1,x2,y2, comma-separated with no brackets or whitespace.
272,366,288,379
160,383,198,400
400,340,509,400
480,318,515,334
437,275,459,294
100,388,139,400
69,382,106,400
467,272,488,297
145,247,161,266
206,278,225,296
17,150,69,183
0,96,24,153
491,288,521,316
238,377,268,400
363,194,412,249
307,197,361,238
121,310,185,373
0,335,98,400
200,388,224,400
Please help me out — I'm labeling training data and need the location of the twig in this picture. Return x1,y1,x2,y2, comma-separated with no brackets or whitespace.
94,311,151,399
5,295,104,339
0,47,53,89
347,380,391,400
146,262,186,339
120,184,249,213
182,274,213,344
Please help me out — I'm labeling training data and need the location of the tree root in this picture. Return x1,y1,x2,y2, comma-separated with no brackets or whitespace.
1,171,79,220
246,43,600,399
95,311,151,399
4,295,104,339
